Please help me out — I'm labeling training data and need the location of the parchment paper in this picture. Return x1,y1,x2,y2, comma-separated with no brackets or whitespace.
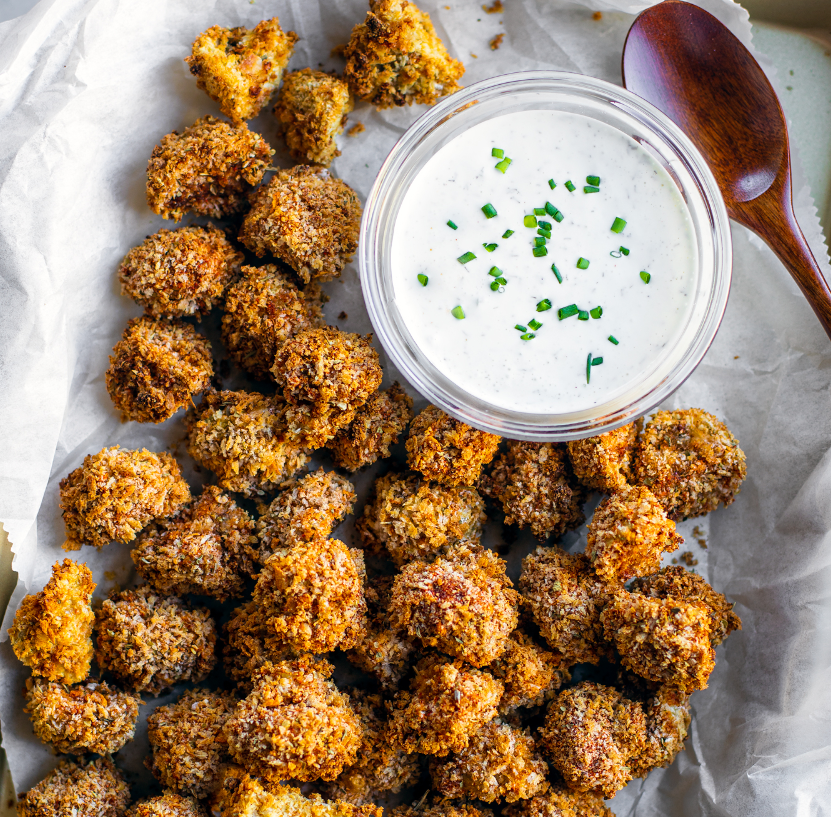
0,0,830,813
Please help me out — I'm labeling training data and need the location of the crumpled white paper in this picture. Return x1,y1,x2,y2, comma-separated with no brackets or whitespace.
0,0,830,813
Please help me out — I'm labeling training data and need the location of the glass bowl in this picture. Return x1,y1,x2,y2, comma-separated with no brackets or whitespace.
359,71,731,441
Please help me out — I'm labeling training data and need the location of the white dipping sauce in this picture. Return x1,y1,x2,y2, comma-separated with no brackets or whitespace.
391,110,698,414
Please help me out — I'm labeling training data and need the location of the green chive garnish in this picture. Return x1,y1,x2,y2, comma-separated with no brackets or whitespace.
538,220,552,230
640,271,651,283
417,274,428,286
495,277,507,285
590,306,603,319
532,246,548,257
482,203,497,219
578,310,589,321
515,324,527,332
583,185,600,193
551,264,563,283
587,352,592,383
483,243,498,252
536,299,552,312
548,179,557,189
553,210,564,223
586,175,601,186
490,281,500,291
492,147,504,158
447,220,458,230
502,229,514,238
457,251,476,264
576,257,590,269
488,266,502,277
558,304,579,320
610,250,622,259
608,335,619,345
534,236,547,247
544,202,558,217
592,356,604,366
565,180,576,192
451,305,465,319
534,207,546,216
620,246,630,256
495,157,512,173
611,217,626,233
521,333,536,340
524,215,537,228
528,319,542,330
537,229,551,239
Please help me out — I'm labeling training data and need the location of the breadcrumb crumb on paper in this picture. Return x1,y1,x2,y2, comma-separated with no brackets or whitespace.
567,421,641,493
127,791,207,817
502,785,614,817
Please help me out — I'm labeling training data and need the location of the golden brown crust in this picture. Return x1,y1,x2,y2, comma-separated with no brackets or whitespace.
186,20,297,123
127,792,207,817
392,806,493,817
9,560,95,684
406,405,501,487
343,0,464,108
567,421,641,493
274,69,354,165
502,786,614,817
146,116,273,221
106,316,213,423
60,446,191,549
238,166,362,283
630,686,691,778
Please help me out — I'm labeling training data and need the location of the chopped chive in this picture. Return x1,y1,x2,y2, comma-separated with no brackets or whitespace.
609,250,622,258
492,147,504,158
565,180,576,192
482,203,498,219
495,277,507,285
495,157,512,173
583,185,600,193
502,229,514,238
640,271,651,284
608,335,619,345
578,310,589,321
536,299,552,312
576,257,590,270
548,179,557,189
620,246,630,256
611,217,627,233
544,202,558,217
538,220,552,230
558,304,579,320
534,236,547,247
417,274,428,286
586,175,601,186
451,305,465,319
587,352,592,383
515,324,527,332
553,210,565,223
534,207,546,216
592,356,604,366
483,242,498,252
524,215,537,228
528,318,542,330
457,251,477,264
447,220,458,230
532,246,548,257
551,264,563,283
537,229,552,239
490,281,500,291
521,333,536,340
590,306,603,319
488,266,502,277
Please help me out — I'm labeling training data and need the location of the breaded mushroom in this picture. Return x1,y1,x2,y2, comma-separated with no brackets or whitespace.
630,686,691,778
127,792,207,817
222,658,363,783
431,720,549,803
95,586,216,695
256,469,356,562
60,446,191,550
132,485,257,601
118,225,243,320
519,548,611,665
585,485,682,584
406,405,501,487
147,688,237,799
502,786,614,817
25,677,141,755
482,442,586,540
18,757,130,817
106,316,213,424
343,0,464,108
274,69,354,165
567,421,641,493
389,548,519,667
147,116,274,221
221,264,325,379
186,19,297,123
9,560,94,684
392,806,492,817
329,383,414,471
634,408,747,520
538,682,647,799
239,166,361,283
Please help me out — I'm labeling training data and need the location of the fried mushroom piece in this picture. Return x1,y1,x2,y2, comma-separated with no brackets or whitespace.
329,383,414,471
431,720,549,803
634,408,747,520
585,485,682,585
630,686,691,778
406,405,501,487
482,442,586,540
539,682,647,799
127,792,206,817
256,469,356,562
25,677,141,755
9,560,94,684
502,786,614,817
357,472,485,564
222,658,363,783
221,264,325,379
387,656,503,756
186,19,297,123
18,758,130,817
147,116,274,221
519,548,611,665
106,316,213,424
343,0,464,108
95,586,216,695
147,688,237,799
274,69,354,166
566,422,641,493
132,486,257,601
60,446,191,550
239,166,362,283
389,549,519,667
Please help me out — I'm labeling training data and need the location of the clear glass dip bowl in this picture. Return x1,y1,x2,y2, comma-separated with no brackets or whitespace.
359,71,731,441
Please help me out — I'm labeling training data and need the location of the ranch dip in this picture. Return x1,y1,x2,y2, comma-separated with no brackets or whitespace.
390,110,698,414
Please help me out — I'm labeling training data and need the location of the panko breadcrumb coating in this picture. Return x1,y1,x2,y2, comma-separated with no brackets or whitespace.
329,383,413,471
118,225,243,319
392,806,492,817
431,720,549,803
147,116,274,221
127,792,206,817
343,0,464,108
9,560,94,684
256,469,356,562
630,686,691,778
223,658,363,783
132,486,257,601
407,405,501,487
25,677,141,755
482,442,586,540
585,485,682,584
147,688,237,799
566,422,640,493
634,408,747,520
387,656,503,756
106,316,213,424
601,592,716,692
95,586,216,694
357,472,485,564
539,682,647,799
502,786,614,817
519,548,611,665
186,19,297,123
253,537,366,653
274,69,354,166
221,265,325,379
18,758,130,817
390,549,519,666
60,446,191,550
239,166,362,283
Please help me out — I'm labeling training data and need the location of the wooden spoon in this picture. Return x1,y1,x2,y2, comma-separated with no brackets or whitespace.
622,0,831,339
